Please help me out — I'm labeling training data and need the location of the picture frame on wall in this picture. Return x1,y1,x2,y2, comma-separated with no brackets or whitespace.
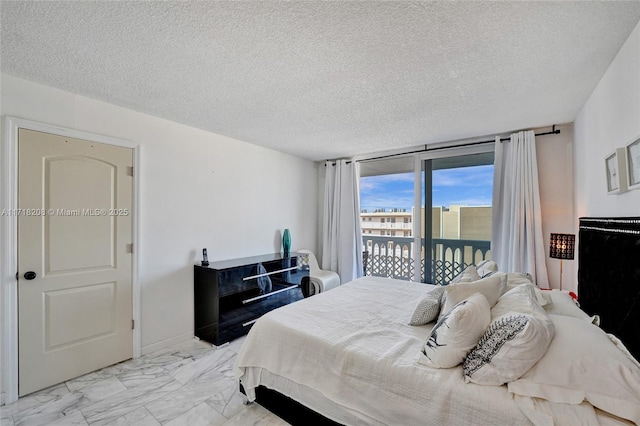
625,136,640,191
605,148,628,194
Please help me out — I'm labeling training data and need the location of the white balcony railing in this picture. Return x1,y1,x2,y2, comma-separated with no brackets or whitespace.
362,235,491,285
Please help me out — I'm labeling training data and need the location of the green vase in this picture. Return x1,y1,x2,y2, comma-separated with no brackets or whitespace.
282,229,291,256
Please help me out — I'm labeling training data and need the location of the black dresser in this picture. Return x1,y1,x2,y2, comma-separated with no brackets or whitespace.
194,253,308,345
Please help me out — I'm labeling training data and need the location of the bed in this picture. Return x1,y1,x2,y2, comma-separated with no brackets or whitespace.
234,217,640,425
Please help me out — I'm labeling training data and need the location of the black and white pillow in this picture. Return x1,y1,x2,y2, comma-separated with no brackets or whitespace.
463,314,530,380
463,289,554,385
409,286,445,326
420,292,491,369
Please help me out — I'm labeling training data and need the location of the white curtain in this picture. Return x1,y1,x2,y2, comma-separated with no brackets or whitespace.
491,130,549,288
322,160,363,284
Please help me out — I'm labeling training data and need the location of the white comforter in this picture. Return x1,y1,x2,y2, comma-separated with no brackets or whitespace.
234,277,631,425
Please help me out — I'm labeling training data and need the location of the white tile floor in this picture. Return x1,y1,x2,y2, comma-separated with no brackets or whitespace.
0,338,289,426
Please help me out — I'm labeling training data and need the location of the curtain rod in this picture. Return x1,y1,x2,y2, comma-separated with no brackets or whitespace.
468,124,561,146
353,125,561,163
325,160,352,166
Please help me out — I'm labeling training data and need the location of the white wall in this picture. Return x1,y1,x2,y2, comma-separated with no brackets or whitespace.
574,21,640,218
0,75,318,355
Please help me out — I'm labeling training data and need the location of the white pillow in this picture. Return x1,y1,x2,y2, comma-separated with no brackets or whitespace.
420,292,491,369
544,291,591,321
508,315,640,425
476,260,498,278
504,272,552,307
408,286,445,326
505,272,533,288
450,265,481,284
463,284,554,386
463,312,554,385
491,283,547,319
440,273,506,318
534,288,552,307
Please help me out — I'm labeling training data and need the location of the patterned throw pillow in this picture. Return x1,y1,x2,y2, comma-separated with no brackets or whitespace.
408,286,445,326
463,285,554,385
420,292,491,369
464,316,529,378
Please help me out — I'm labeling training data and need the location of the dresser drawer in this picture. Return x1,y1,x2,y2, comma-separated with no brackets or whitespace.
218,258,303,297
219,284,303,342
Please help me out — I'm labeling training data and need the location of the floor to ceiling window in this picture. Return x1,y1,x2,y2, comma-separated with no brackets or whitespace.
360,144,494,283
420,150,494,284
360,156,415,280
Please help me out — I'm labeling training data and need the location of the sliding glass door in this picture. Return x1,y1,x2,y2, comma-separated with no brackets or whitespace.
359,144,494,284
419,148,494,284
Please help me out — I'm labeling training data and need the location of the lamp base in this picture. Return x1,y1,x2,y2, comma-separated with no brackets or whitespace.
559,259,563,291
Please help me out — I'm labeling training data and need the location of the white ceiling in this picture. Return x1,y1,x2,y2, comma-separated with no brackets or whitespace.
2,1,640,162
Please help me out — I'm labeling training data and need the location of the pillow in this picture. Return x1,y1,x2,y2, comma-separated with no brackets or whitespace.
408,286,445,326
508,315,640,425
505,272,552,307
505,272,533,287
543,291,591,321
419,292,491,369
463,312,554,385
450,265,481,284
491,283,547,319
534,288,552,307
476,260,498,278
440,273,506,318
463,284,554,386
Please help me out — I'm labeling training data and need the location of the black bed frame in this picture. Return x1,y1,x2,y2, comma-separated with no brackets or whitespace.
240,384,342,425
577,217,640,361
242,216,640,424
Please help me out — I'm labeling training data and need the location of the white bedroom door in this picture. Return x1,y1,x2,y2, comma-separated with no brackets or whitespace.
18,128,134,396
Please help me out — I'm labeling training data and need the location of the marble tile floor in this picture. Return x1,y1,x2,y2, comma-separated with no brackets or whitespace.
0,337,289,426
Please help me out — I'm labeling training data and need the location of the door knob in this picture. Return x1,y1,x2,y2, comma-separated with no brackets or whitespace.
24,271,36,280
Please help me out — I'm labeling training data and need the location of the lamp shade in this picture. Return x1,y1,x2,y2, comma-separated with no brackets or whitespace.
549,233,575,260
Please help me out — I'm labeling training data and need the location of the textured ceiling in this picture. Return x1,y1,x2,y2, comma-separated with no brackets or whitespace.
2,1,640,161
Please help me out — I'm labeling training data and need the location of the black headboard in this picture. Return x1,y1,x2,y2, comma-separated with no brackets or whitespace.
578,217,640,360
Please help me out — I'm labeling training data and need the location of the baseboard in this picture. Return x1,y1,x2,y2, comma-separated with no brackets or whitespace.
141,331,195,356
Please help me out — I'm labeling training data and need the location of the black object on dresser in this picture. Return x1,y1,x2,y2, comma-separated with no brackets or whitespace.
194,253,308,346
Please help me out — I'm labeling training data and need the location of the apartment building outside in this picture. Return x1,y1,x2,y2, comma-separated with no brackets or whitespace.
361,205,492,283
361,205,491,240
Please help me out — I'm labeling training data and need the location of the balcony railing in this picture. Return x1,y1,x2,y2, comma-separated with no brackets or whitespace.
362,235,491,285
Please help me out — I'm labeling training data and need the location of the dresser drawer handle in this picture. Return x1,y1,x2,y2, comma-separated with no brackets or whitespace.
241,285,299,304
242,318,259,327
242,265,299,281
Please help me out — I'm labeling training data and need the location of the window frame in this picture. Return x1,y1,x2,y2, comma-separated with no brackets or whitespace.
413,143,495,282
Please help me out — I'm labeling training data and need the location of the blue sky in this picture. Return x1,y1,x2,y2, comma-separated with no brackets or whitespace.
360,165,494,211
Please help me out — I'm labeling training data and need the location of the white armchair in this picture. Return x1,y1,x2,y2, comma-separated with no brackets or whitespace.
298,249,340,296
